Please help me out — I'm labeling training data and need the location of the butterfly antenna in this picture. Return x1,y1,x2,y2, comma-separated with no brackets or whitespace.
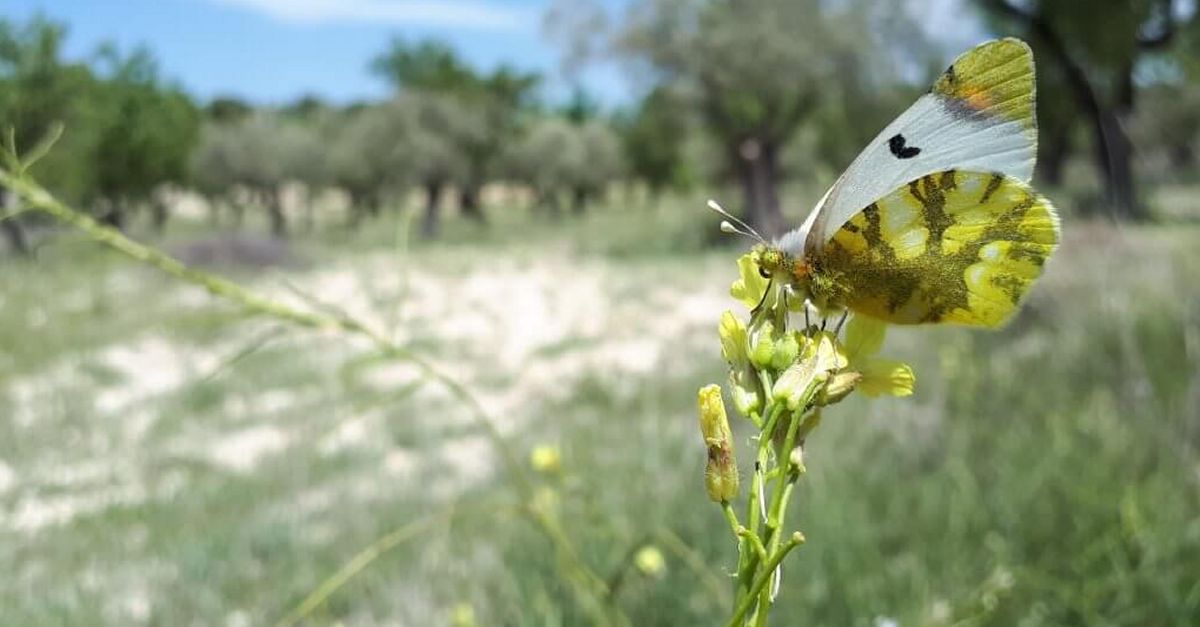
707,199,766,244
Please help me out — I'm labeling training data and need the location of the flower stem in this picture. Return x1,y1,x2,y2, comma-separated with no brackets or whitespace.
726,533,806,627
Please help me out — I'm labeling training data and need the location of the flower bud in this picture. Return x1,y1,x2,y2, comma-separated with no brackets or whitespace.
770,332,800,372
728,368,761,415
698,385,739,502
788,445,806,475
772,361,818,411
818,370,862,406
749,321,777,370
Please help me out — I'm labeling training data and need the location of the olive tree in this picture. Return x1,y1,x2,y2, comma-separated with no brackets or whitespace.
327,103,416,227
613,0,903,235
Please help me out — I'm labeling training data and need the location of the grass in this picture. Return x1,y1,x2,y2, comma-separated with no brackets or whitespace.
0,193,1198,625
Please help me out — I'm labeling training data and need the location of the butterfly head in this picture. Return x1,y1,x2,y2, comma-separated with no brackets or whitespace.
753,244,812,286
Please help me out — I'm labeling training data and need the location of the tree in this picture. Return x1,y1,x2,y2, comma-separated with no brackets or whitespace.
566,119,623,212
981,0,1193,219
206,96,253,123
619,85,691,200
615,0,912,235
190,114,312,237
0,15,100,253
91,45,200,230
503,117,577,215
1131,83,1200,176
327,103,417,227
371,38,539,229
398,93,482,238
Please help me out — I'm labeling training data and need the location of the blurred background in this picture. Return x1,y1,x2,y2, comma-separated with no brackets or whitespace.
1,0,1198,624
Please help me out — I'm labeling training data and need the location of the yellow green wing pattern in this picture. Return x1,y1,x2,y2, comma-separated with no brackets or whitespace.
932,37,1035,134
813,170,1059,327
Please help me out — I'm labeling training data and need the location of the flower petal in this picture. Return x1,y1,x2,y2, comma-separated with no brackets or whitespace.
730,254,769,309
858,359,916,398
844,315,888,362
718,311,749,365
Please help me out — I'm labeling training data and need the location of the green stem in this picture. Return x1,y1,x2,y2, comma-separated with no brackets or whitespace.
737,527,769,562
726,534,806,627
722,502,742,540
275,502,508,627
737,402,784,607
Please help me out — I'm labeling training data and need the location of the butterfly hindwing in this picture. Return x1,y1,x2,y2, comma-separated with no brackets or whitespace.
785,38,1038,256
812,170,1059,327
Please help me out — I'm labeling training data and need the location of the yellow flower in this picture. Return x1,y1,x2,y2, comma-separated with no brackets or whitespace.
730,253,769,309
718,310,749,366
842,316,915,398
450,604,477,627
529,444,562,474
634,545,667,577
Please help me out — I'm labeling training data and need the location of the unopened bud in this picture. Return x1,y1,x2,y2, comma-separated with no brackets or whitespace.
749,322,777,370
729,368,761,415
698,385,739,502
772,361,818,410
788,445,806,475
770,332,800,371
818,371,862,406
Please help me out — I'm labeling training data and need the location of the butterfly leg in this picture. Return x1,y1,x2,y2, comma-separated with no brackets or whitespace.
750,278,774,317
833,310,849,336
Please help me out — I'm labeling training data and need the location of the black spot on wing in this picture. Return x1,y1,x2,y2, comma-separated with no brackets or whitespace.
888,134,921,159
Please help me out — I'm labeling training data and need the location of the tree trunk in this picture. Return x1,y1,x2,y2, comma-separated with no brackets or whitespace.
571,186,588,214
1168,144,1194,170
1037,122,1072,186
346,189,366,230
152,199,170,233
735,138,785,237
1,189,31,257
422,181,443,238
302,188,316,234
207,197,222,228
1095,111,1141,219
984,0,1145,220
101,199,127,231
265,188,287,238
459,185,486,223
232,200,246,229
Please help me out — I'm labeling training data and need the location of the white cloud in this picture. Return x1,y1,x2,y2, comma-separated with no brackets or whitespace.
211,0,534,30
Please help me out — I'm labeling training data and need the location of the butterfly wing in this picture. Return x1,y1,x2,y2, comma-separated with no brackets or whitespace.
779,38,1037,256
812,170,1059,327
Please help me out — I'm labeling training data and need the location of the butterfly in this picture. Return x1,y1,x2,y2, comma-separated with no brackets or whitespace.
714,38,1060,327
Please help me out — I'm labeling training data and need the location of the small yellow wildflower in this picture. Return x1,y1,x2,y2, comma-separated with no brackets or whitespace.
634,545,667,577
529,444,562,474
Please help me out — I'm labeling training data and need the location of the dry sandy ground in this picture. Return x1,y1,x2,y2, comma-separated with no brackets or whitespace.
1,250,732,534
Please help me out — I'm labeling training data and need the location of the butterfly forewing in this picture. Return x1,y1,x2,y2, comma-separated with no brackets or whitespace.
787,38,1038,255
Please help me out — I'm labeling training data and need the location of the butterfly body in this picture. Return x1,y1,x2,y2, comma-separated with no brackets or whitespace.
755,38,1060,328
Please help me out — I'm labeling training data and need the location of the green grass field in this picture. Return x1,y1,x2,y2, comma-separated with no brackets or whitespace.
1,194,1198,625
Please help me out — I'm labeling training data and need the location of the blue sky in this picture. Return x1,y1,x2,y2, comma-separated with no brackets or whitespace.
4,0,632,106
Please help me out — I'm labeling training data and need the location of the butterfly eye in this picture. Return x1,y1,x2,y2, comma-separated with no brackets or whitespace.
758,266,771,279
